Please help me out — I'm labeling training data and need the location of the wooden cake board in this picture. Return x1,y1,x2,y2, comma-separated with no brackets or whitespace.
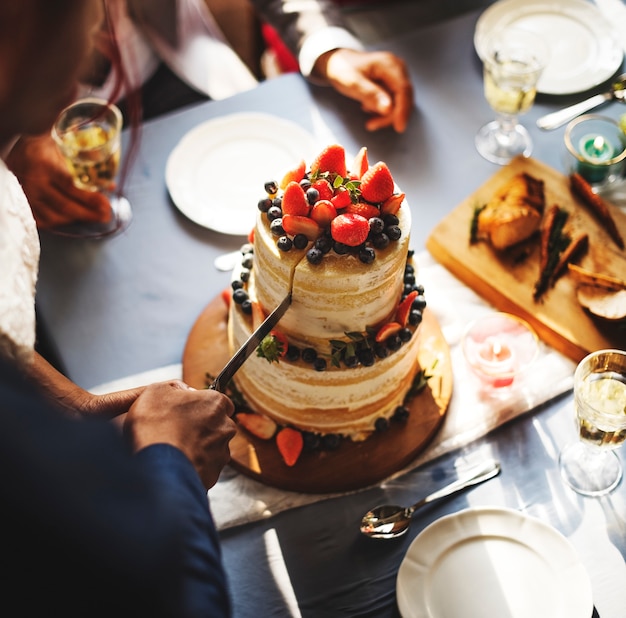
182,296,453,494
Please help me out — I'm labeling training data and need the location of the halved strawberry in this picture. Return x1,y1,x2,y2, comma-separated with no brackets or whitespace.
381,192,405,216
375,321,402,342
221,288,232,308
282,214,321,240
330,213,369,247
344,201,380,219
280,159,306,190
331,186,352,209
248,228,255,244
395,290,418,327
276,427,304,466
311,144,347,178
312,178,334,201
282,181,310,216
351,146,369,179
236,412,277,440
310,200,337,226
360,162,394,204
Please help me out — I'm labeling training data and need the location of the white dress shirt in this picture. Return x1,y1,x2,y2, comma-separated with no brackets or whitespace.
83,0,362,102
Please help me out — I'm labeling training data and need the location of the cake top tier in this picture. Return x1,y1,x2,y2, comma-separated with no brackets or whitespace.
256,143,408,267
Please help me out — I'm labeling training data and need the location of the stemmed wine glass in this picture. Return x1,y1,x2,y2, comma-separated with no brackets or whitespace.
51,97,132,238
559,349,626,497
476,29,549,165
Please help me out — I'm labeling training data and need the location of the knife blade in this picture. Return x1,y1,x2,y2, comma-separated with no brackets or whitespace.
209,292,292,393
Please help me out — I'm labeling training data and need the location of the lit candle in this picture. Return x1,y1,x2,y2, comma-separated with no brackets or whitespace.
479,336,513,365
577,134,615,183
462,313,539,391
476,336,516,387
580,135,614,162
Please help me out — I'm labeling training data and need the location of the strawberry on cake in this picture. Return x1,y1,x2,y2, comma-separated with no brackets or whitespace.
224,144,427,467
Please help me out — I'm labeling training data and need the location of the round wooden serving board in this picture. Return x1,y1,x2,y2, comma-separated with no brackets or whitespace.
182,296,453,493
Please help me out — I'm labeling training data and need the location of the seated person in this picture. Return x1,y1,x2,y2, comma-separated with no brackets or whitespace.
0,3,236,615
7,0,414,230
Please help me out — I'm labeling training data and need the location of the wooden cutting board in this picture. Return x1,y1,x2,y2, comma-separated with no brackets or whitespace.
426,156,626,361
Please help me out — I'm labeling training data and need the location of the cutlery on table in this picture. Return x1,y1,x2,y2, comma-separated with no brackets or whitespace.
360,459,501,539
209,292,292,393
536,73,626,130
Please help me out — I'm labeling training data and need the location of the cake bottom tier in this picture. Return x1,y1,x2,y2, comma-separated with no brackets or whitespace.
228,300,423,440
182,295,452,493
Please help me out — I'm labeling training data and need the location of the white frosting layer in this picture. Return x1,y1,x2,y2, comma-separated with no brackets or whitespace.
253,205,411,348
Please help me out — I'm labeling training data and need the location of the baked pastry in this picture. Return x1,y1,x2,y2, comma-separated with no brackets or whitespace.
475,172,545,250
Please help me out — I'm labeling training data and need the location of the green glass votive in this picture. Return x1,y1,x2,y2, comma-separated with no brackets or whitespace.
564,114,626,187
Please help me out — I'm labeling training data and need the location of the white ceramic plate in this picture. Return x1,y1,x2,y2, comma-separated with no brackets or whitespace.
166,113,318,235
396,506,593,618
474,0,623,95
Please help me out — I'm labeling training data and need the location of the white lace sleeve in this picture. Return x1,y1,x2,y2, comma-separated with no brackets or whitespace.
0,159,40,368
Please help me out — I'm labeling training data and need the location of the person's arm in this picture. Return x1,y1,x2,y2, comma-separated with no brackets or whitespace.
138,445,232,615
125,380,236,614
0,363,234,617
5,133,112,229
25,350,145,418
312,47,414,133
252,0,414,132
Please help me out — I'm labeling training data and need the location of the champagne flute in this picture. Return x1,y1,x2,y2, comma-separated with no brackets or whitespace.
51,97,132,238
559,349,626,497
476,29,549,165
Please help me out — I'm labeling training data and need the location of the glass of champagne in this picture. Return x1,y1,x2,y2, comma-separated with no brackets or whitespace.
476,29,549,165
51,97,132,238
559,349,626,497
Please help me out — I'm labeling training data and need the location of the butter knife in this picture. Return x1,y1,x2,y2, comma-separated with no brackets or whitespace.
209,292,292,393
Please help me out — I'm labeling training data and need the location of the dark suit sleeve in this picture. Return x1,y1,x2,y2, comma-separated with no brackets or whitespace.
0,362,230,618
136,445,232,617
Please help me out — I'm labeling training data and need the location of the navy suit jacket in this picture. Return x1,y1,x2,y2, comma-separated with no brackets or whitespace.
0,360,230,617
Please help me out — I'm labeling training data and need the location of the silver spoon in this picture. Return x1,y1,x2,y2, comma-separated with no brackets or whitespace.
360,459,501,539
536,73,626,131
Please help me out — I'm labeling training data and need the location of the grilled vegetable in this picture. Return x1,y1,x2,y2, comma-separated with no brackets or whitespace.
533,206,588,300
569,173,624,250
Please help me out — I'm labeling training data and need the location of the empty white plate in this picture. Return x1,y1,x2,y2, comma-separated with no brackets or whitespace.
166,112,318,235
474,0,623,95
396,506,593,618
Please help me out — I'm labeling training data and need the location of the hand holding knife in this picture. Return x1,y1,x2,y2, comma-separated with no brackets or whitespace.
209,292,292,393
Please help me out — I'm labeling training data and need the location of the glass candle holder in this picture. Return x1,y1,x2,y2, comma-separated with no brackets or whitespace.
564,114,626,187
462,312,539,389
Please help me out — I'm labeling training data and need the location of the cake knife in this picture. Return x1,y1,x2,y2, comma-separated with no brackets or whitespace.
209,292,292,393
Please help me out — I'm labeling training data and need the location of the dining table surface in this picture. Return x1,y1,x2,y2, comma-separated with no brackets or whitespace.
36,1,626,616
